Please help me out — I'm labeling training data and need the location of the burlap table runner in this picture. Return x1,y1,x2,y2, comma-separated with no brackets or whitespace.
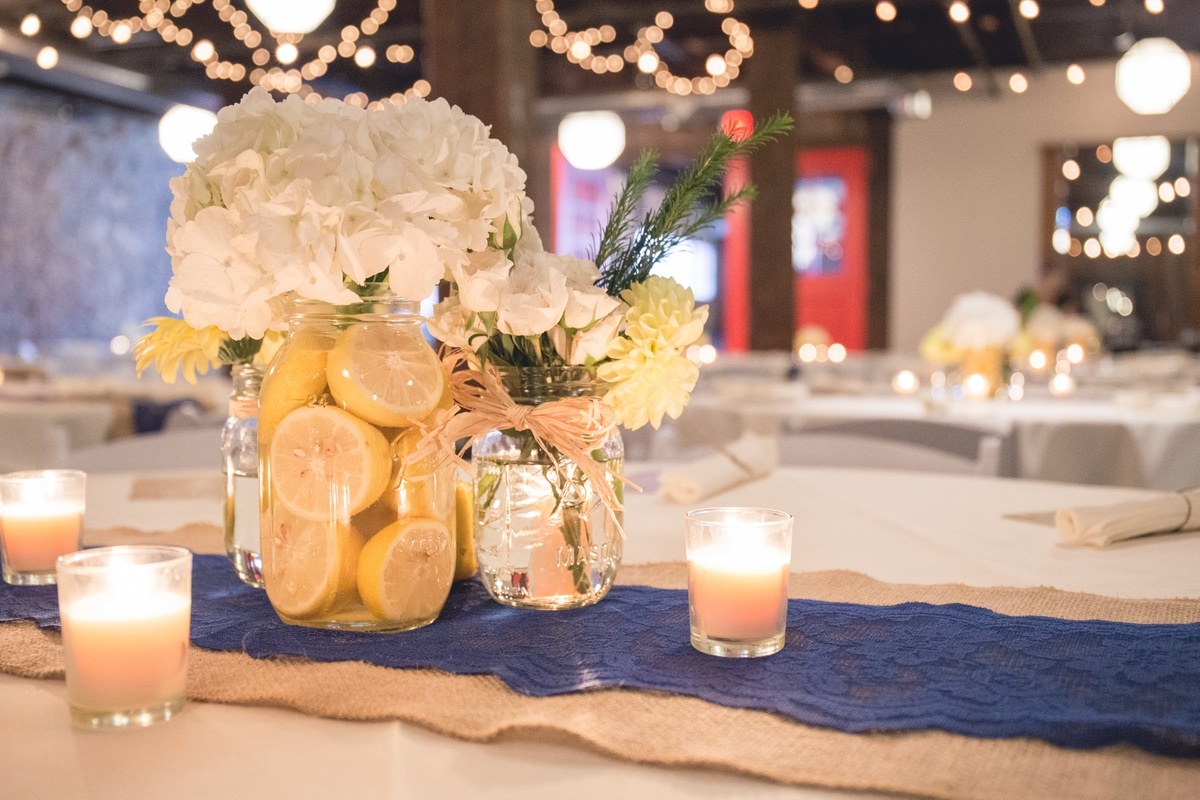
2,522,1198,800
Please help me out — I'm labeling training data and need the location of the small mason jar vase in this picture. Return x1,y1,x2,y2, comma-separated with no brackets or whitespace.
221,362,263,588
258,294,456,632
472,366,624,610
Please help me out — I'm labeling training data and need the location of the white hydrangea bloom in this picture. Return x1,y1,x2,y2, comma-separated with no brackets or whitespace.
164,88,528,337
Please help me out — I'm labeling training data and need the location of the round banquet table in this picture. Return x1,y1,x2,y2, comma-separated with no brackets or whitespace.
1,465,1196,800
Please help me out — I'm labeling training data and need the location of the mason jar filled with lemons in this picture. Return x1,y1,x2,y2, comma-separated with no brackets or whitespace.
258,293,458,631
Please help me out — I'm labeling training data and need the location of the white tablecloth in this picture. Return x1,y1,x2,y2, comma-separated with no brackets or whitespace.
2,466,1196,799
676,391,1200,491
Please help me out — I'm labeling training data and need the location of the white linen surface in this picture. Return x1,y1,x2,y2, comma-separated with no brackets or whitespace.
1055,487,1200,546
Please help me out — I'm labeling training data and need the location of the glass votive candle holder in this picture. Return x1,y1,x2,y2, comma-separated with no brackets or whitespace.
685,507,793,658
0,469,86,586
56,545,193,730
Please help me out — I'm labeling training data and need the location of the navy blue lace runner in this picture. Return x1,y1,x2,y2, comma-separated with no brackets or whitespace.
3,554,1199,757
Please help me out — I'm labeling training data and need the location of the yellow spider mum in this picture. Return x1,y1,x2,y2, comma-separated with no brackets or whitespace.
133,317,225,384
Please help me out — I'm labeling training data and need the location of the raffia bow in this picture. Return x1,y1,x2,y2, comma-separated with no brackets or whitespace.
409,350,635,534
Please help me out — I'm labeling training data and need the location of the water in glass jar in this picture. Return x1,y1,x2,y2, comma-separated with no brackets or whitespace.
224,470,262,587
474,456,622,610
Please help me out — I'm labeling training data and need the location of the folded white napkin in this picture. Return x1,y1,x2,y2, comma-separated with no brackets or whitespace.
1054,488,1200,546
659,432,779,505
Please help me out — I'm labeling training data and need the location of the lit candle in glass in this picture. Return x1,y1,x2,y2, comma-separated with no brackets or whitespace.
56,546,192,729
0,469,85,586
963,372,992,400
891,369,919,395
1049,373,1077,397
685,508,792,658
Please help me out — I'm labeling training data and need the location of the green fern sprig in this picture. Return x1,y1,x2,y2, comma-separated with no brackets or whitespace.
592,112,793,296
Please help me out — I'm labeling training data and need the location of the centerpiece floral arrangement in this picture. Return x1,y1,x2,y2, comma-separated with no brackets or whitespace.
415,111,792,608
921,291,1022,360
1010,303,1102,364
132,83,792,622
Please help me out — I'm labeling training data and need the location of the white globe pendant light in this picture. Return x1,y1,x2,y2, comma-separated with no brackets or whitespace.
1112,135,1171,181
557,111,626,171
1115,37,1192,115
244,0,335,34
158,104,218,163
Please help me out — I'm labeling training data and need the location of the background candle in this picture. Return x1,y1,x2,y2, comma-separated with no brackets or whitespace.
0,469,85,586
56,546,192,729
685,507,793,658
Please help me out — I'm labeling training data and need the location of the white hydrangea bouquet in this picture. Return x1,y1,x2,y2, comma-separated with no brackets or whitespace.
134,87,529,380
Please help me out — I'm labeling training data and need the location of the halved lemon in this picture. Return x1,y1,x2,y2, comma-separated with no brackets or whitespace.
269,405,391,521
326,323,447,428
356,518,455,623
262,513,365,620
453,479,477,581
259,330,333,447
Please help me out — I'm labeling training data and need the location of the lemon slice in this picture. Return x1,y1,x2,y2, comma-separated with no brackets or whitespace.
269,405,391,521
326,323,447,428
381,428,452,518
356,518,455,623
453,479,477,581
263,513,365,619
260,330,333,446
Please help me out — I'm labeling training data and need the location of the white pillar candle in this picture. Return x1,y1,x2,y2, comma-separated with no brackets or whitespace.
0,470,85,586
56,546,192,729
1,502,82,572
61,591,190,714
688,544,789,641
685,507,793,658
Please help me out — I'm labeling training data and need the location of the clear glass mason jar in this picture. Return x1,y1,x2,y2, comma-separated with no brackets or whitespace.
473,366,624,610
258,294,456,632
221,362,263,588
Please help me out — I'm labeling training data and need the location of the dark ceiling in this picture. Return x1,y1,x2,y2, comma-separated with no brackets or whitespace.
0,0,1196,113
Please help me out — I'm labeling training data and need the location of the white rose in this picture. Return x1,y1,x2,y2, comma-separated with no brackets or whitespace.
450,249,512,313
427,296,489,349
496,253,568,336
554,254,621,329
550,305,626,365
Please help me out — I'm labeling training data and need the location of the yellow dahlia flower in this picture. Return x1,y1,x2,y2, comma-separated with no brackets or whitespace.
606,276,709,360
598,276,709,429
602,350,699,430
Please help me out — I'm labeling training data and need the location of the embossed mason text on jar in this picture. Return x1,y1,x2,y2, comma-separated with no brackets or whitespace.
473,366,624,611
